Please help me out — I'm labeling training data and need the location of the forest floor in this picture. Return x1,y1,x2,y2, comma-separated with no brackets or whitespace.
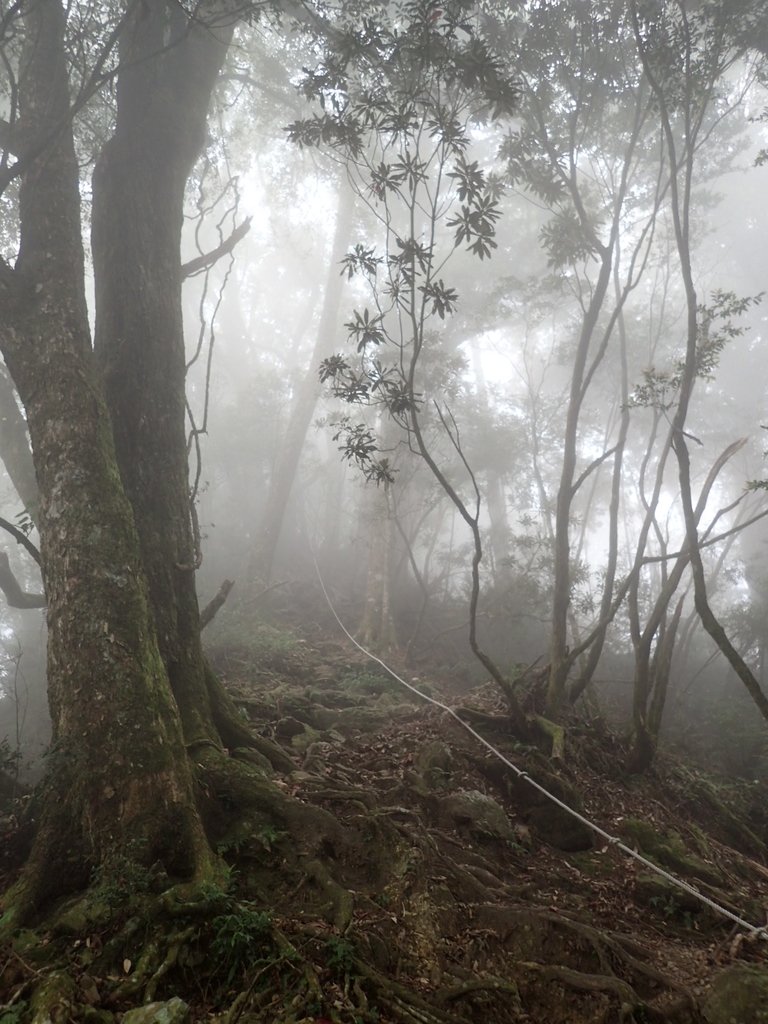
1,596,768,1023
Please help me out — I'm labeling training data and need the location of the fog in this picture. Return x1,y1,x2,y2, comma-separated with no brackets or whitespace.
2,1,768,781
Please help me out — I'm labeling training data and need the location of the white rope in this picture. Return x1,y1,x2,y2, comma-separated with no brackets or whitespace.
313,557,768,941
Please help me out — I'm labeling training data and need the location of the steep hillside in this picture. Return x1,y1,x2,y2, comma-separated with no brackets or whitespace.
1,609,767,1023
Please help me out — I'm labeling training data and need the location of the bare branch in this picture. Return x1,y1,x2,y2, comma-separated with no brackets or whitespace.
181,216,252,278
200,578,234,629
0,516,40,564
570,445,618,498
0,551,44,608
0,367,38,516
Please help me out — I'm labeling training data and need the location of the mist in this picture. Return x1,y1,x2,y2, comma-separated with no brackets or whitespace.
0,2,766,787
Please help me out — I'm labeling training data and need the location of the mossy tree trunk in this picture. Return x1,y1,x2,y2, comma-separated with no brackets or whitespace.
90,0,252,754
0,0,220,926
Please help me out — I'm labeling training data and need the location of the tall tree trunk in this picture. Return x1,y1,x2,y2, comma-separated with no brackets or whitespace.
547,251,614,713
0,0,214,926
91,0,250,751
0,366,38,516
358,483,398,654
569,276,631,703
250,178,355,584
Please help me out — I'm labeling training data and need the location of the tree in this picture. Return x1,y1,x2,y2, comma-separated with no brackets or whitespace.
297,0,531,723
631,0,768,736
487,0,767,726
249,176,356,584
0,0,291,928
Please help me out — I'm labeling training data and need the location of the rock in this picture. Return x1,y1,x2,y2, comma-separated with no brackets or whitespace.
415,740,454,789
439,789,515,841
703,965,768,1024
325,706,390,736
507,771,593,851
633,874,703,915
274,716,307,740
121,997,190,1024
527,802,594,851
305,687,358,708
621,818,724,885
289,724,322,753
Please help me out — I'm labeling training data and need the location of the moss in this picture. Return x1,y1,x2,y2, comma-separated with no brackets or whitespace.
52,894,115,934
703,965,768,1024
29,969,77,1023
621,818,723,885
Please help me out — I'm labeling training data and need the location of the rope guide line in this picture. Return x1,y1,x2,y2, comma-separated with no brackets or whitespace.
312,557,768,942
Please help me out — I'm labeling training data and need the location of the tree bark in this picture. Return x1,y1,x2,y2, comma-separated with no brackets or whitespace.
0,0,214,925
91,0,249,751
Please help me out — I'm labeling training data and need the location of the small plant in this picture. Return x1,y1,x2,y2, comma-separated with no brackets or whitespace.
255,824,283,851
198,877,235,909
0,738,20,776
0,1002,28,1024
340,670,390,696
91,848,153,908
325,935,356,976
211,905,273,985
215,835,246,858
207,617,304,674
648,894,696,929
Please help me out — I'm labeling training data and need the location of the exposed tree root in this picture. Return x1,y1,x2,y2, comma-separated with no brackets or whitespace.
300,859,355,931
301,784,378,810
519,959,638,1005
438,975,523,1005
0,676,722,1024
469,903,698,1019
352,959,470,1024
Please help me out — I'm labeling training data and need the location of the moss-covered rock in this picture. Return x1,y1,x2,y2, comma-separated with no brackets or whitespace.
621,818,723,885
29,970,77,1024
438,789,515,841
633,874,703,916
703,965,768,1023
121,997,190,1024
415,740,454,789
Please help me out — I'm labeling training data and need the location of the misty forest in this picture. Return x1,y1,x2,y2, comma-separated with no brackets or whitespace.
2,0,768,1021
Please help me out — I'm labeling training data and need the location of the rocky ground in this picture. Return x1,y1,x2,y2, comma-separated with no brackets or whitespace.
1,605,768,1023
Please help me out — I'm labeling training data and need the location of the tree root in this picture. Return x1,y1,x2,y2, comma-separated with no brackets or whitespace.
300,859,355,931
519,959,638,1004
531,714,566,759
194,746,348,855
353,959,469,1024
301,784,377,811
437,974,523,1007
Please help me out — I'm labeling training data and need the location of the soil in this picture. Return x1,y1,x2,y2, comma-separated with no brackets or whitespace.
1,606,767,1023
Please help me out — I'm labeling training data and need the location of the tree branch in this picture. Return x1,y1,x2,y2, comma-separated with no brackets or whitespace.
0,551,44,608
200,578,234,629
570,445,618,498
181,217,251,278
0,516,40,564
0,366,38,517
